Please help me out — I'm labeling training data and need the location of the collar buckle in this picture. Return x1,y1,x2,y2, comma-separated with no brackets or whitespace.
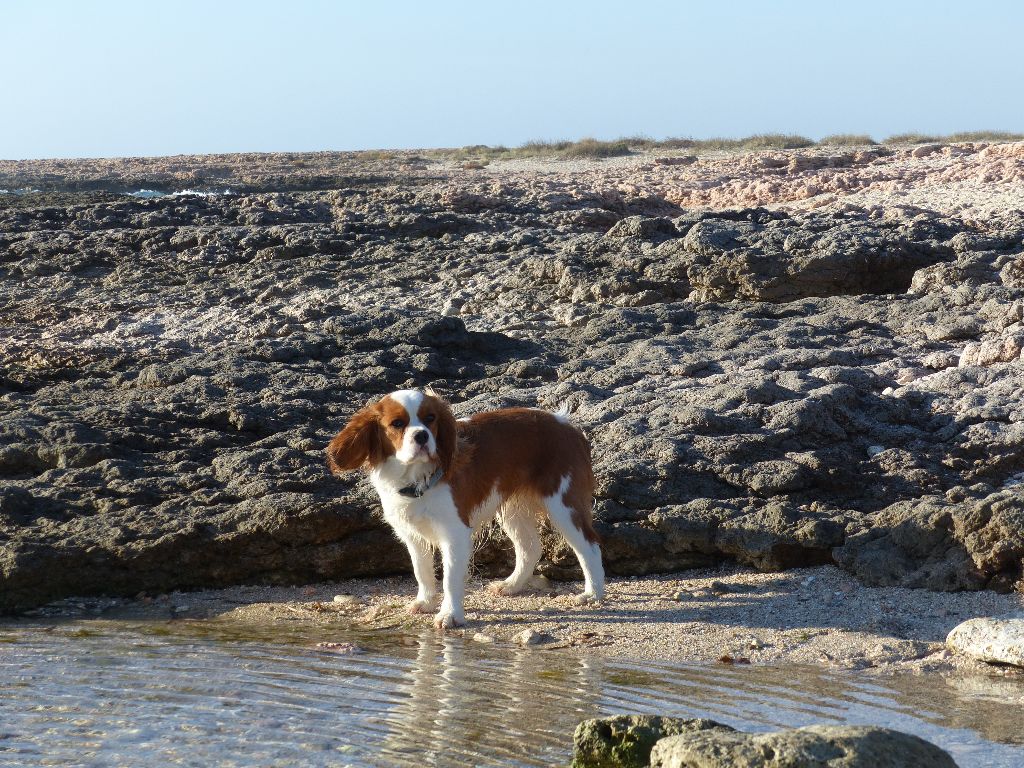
397,466,443,498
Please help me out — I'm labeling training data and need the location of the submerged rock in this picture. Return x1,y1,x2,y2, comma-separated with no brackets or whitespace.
649,725,959,768
946,615,1024,668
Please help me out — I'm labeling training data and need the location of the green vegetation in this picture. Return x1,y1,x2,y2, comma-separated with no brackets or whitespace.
882,132,942,145
944,130,1024,142
818,134,877,146
371,129,1024,165
427,134,815,163
691,133,816,151
883,130,1024,145
561,138,632,158
432,137,633,162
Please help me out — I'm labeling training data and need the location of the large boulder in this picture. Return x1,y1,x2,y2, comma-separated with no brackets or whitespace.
946,615,1024,667
649,725,959,768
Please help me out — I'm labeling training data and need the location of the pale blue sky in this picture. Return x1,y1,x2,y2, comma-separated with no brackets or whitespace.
3,0,1023,159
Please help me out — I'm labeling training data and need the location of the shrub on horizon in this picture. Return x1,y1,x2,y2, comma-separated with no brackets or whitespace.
559,138,632,158
817,134,877,146
883,133,942,145
945,130,1024,143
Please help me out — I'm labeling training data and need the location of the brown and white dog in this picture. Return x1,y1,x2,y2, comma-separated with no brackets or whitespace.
326,389,604,628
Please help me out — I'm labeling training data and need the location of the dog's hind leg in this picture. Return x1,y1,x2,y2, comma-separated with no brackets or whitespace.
542,474,604,604
489,496,543,596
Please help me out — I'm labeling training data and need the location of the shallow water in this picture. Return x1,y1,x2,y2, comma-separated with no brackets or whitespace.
1,619,1022,767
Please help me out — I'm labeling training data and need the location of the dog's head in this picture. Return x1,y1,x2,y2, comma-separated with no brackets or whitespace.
326,388,457,476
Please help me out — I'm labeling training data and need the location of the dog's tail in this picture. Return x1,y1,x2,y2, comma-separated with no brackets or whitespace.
553,401,573,424
553,401,591,439
548,397,573,421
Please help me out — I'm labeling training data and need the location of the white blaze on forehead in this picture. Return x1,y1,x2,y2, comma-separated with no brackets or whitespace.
388,389,436,464
389,389,425,424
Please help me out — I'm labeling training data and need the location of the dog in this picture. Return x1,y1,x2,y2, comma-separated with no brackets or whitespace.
326,388,604,628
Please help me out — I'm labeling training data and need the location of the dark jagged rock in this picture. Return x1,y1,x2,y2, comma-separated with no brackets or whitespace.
2,155,1024,611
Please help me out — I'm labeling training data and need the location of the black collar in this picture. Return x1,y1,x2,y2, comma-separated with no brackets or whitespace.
397,466,444,498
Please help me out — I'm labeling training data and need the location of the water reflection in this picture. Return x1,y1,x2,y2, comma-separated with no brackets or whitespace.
378,632,600,766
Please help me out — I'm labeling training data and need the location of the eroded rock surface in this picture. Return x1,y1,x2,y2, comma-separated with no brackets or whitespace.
648,725,959,768
2,146,1023,610
946,615,1024,667
572,715,732,768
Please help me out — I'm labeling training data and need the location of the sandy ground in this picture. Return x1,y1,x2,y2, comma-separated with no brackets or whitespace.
32,564,1023,678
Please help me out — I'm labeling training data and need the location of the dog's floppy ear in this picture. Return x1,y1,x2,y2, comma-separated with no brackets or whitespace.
432,393,459,478
326,405,386,474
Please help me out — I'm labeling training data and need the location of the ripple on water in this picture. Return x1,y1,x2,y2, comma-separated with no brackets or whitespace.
0,620,1022,767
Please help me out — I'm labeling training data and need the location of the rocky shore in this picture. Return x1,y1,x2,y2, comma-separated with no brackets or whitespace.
2,141,1023,612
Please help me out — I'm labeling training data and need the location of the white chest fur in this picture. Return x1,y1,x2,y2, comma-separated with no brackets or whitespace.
370,461,461,547
369,464,502,546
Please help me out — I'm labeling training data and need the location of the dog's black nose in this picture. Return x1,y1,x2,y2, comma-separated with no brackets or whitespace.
413,429,429,446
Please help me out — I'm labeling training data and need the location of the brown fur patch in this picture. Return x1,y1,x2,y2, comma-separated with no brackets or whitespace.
376,396,415,454
422,395,458,476
326,404,391,473
447,408,599,543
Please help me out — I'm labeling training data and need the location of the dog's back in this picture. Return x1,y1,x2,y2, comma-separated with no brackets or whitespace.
450,408,598,543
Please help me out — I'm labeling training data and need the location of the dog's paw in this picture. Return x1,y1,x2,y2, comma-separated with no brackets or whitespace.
433,610,466,629
486,580,522,597
572,591,603,606
407,598,435,615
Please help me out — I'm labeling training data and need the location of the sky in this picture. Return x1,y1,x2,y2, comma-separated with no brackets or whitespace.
3,0,1023,159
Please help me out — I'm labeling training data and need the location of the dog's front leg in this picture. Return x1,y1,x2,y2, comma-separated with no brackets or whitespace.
398,532,438,614
434,521,472,629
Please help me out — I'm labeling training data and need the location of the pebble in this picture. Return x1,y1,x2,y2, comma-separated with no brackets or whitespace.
332,594,361,606
528,574,552,589
514,629,545,646
472,632,496,644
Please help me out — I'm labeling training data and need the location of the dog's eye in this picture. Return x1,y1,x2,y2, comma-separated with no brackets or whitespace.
391,419,405,429
422,414,436,424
